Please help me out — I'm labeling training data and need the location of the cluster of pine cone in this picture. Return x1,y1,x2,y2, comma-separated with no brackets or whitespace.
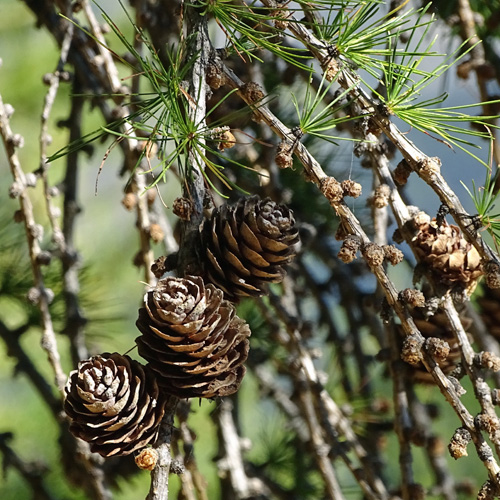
403,213,483,381
64,196,299,457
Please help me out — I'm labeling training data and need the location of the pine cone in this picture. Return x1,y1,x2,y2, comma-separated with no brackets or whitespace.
64,353,166,457
202,196,299,299
400,307,472,383
135,275,251,398
412,214,482,293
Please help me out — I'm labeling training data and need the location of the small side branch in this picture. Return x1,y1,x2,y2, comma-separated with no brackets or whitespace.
0,93,66,390
147,396,179,500
0,320,61,417
214,398,270,499
0,432,57,500
175,401,209,500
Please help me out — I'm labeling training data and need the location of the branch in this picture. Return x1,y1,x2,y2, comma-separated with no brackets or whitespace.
147,396,178,500
214,398,270,499
0,433,57,500
0,320,60,417
272,2,500,272
0,93,66,390
148,3,211,498
177,1,210,277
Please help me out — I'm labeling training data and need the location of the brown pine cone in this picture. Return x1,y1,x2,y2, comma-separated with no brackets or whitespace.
202,196,300,299
412,213,483,294
64,353,166,457
135,275,251,398
400,307,472,383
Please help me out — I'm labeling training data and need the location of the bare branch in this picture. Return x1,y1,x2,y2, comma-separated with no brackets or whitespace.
147,396,179,500
0,320,61,416
214,398,271,499
0,93,66,390
0,432,57,500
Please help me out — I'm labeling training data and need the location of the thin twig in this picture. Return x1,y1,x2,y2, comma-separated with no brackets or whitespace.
133,168,157,285
296,258,355,397
0,433,57,500
61,89,89,365
407,388,458,500
38,10,73,258
0,93,66,390
214,398,270,499
81,0,123,93
0,320,61,417
147,396,179,500
176,401,209,500
386,319,417,500
455,0,500,168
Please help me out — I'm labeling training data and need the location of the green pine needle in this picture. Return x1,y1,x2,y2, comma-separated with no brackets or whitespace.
291,69,359,144
316,2,436,78
461,129,500,251
370,17,500,167
199,0,313,71
462,166,500,248
48,1,268,196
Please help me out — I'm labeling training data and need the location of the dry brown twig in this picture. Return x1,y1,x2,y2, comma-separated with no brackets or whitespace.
0,432,57,500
